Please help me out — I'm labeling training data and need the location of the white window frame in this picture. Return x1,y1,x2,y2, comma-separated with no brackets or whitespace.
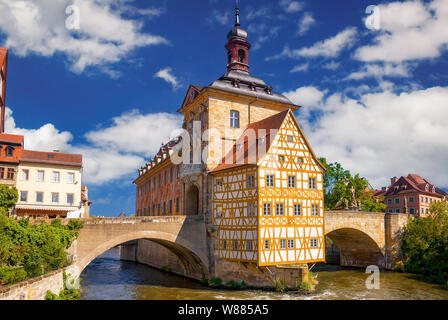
288,176,296,188
37,170,44,182
310,238,318,248
264,240,269,250
67,172,75,184
276,203,284,216
287,239,294,249
266,175,274,187
294,204,302,216
230,110,240,128
20,191,28,202
309,177,317,190
67,193,74,205
263,203,272,216
247,175,255,188
280,239,286,250
51,192,59,204
36,192,43,203
52,171,60,183
312,204,319,217
21,169,29,181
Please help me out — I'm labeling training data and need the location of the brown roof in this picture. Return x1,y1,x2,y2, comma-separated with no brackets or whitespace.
211,110,289,173
0,133,24,145
21,150,82,166
384,174,445,198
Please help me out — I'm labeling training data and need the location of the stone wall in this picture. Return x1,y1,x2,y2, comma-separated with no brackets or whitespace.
120,240,191,278
214,259,308,288
0,269,64,300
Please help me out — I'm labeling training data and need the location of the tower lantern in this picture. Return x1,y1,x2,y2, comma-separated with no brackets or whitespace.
225,2,251,72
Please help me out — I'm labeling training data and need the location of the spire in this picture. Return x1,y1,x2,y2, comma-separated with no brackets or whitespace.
235,0,240,27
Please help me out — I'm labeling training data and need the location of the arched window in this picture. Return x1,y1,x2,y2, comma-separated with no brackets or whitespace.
238,49,245,63
228,51,232,64
230,110,240,128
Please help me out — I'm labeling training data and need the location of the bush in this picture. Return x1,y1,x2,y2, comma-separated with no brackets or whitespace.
402,201,448,285
0,214,82,285
275,280,285,293
209,277,222,287
0,266,27,285
200,278,209,285
300,282,312,291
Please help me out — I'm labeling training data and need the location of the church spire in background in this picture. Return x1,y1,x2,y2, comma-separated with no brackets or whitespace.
235,0,240,27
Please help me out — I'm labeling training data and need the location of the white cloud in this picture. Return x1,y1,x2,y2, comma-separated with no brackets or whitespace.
268,27,357,60
84,109,183,156
280,0,304,13
355,0,448,63
322,61,340,70
297,12,315,35
283,86,326,109
0,0,168,76
5,107,183,185
251,25,281,50
346,63,412,80
154,67,182,90
290,63,309,73
294,86,448,189
207,10,230,25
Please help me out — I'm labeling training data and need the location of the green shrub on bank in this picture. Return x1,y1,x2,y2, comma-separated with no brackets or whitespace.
299,281,312,291
209,277,222,287
402,201,448,286
275,280,285,293
0,215,83,286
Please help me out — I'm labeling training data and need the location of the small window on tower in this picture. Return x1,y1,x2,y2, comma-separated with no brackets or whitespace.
238,49,245,63
228,51,232,64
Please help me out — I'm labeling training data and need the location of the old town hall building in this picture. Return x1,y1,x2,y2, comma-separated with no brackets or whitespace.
135,6,325,267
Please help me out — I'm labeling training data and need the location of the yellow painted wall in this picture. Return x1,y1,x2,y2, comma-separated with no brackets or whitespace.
257,112,325,266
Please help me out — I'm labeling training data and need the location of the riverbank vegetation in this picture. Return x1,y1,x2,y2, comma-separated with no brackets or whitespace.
401,201,448,287
0,186,84,286
318,158,386,212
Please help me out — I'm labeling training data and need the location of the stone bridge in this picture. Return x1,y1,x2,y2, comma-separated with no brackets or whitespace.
325,211,408,269
68,216,209,280
64,211,408,282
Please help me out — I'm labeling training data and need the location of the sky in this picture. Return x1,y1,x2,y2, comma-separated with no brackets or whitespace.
0,0,447,217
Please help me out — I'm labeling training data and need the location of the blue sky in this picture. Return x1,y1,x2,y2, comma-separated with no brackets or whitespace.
0,0,447,217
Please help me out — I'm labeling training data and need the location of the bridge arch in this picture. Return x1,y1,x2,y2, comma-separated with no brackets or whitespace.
73,230,209,280
325,228,385,268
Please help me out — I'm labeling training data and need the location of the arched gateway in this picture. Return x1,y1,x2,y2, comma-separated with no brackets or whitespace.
68,216,209,280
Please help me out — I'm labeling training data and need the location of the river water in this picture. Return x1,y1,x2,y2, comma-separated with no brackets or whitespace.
80,248,448,300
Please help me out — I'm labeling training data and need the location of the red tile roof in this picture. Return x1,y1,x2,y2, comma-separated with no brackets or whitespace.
384,174,445,198
0,133,24,145
211,110,290,173
21,150,82,166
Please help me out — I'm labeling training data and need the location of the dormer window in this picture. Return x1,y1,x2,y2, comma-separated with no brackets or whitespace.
432,186,436,193
425,184,429,192
230,110,240,128
5,146,14,158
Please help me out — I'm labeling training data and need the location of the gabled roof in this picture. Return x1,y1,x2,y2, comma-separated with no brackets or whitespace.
21,150,82,167
211,109,325,173
0,133,24,145
178,85,203,113
384,174,445,198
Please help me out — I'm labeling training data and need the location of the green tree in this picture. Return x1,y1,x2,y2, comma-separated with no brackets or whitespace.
318,158,385,212
0,185,18,216
401,201,448,285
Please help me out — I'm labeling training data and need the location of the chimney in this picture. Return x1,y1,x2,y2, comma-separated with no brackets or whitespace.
391,177,398,185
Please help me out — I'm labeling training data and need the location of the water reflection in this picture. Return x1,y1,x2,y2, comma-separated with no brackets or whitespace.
80,248,448,300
